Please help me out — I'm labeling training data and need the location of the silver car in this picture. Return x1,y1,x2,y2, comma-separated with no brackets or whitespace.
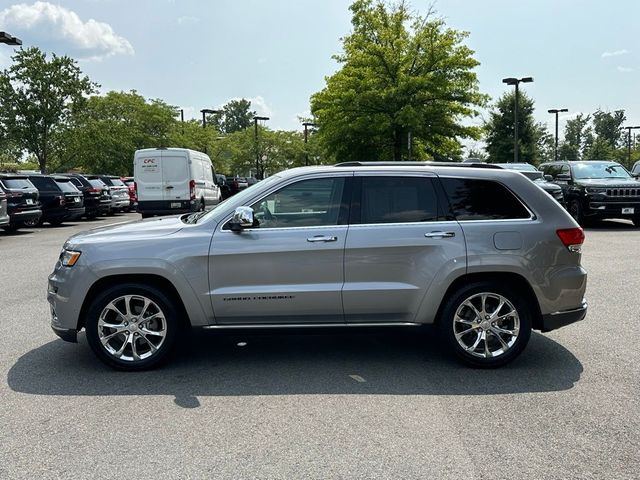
48,163,587,370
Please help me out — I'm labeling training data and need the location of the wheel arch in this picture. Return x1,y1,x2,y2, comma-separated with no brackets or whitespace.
434,272,543,330
78,274,192,331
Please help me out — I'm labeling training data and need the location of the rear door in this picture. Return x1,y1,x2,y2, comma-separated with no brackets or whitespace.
343,173,466,323
135,152,163,202
161,151,190,201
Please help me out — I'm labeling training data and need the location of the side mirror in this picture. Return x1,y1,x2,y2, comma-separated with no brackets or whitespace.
544,174,553,182
229,206,254,232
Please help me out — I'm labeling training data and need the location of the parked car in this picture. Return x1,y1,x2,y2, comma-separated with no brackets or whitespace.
494,163,565,205
632,160,640,177
134,148,222,218
24,174,84,226
49,162,587,371
540,160,640,226
216,174,231,200
121,176,137,211
0,174,42,230
87,175,129,213
59,173,111,218
0,189,8,228
226,176,249,196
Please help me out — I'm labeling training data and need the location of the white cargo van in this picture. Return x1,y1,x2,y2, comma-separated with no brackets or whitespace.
134,148,221,217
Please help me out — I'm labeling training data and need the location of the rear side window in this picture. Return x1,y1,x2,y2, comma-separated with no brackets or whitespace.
89,179,106,188
359,176,438,224
440,178,531,221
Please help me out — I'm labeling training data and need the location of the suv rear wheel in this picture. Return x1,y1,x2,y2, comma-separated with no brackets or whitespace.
85,283,180,370
439,281,532,368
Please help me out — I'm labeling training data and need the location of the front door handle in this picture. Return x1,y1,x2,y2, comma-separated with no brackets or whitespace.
165,185,174,189
307,235,338,242
424,231,456,239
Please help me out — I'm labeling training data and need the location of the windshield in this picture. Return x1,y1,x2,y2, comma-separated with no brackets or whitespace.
573,162,631,179
184,175,282,224
2,178,34,189
56,180,80,192
497,163,538,172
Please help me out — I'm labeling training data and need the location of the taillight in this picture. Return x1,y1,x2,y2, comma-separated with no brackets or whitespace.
87,187,101,193
189,179,196,200
557,228,585,253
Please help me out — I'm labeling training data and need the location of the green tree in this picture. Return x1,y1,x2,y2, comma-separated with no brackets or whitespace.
558,114,592,161
0,47,97,173
310,0,486,162
209,99,256,134
484,91,547,164
60,91,179,175
592,109,625,149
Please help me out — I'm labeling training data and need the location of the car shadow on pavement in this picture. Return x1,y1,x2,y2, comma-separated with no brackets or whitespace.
7,329,583,408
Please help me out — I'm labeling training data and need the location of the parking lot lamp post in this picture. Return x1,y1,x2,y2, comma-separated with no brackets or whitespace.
253,116,269,179
502,77,534,162
200,109,222,154
0,32,22,46
621,126,640,166
548,108,568,162
302,122,317,166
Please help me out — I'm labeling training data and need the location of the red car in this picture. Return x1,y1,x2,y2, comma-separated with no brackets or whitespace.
121,177,137,212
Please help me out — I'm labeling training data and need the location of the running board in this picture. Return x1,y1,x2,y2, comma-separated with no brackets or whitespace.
203,322,423,329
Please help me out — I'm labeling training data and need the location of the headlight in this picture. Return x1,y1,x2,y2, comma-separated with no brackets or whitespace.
60,250,81,267
586,187,606,194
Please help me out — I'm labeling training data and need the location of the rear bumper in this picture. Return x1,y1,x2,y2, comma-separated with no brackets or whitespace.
540,300,587,332
8,208,42,226
66,207,85,219
138,199,198,215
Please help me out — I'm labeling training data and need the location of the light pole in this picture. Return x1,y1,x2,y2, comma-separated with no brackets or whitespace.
0,32,22,46
253,116,269,179
200,108,222,128
622,126,640,166
302,122,317,166
502,76,534,162
548,108,568,162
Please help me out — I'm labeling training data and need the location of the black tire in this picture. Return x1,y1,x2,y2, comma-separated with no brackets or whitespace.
141,213,151,219
84,283,181,371
199,199,205,212
23,216,43,227
438,281,532,368
568,199,586,226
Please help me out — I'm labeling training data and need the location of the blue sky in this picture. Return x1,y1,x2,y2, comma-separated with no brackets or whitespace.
1,0,639,152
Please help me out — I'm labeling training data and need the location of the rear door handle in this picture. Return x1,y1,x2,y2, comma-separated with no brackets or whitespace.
307,235,338,242
424,231,456,239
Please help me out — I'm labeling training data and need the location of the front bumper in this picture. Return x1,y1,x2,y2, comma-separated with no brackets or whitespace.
540,300,587,332
51,325,78,342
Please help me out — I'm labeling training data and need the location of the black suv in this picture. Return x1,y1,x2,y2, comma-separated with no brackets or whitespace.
0,174,42,230
60,173,111,218
494,163,564,206
24,175,85,226
540,160,640,226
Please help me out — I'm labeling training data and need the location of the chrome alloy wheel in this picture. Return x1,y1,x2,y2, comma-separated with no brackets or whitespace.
453,292,520,358
97,295,167,362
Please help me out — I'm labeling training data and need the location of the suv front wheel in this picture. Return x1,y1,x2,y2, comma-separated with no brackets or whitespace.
439,282,532,368
85,283,180,370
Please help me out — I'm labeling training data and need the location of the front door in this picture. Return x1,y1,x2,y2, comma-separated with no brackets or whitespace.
343,174,466,323
209,175,350,324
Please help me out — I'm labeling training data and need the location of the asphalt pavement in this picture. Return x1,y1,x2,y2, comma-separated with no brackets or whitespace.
0,213,638,479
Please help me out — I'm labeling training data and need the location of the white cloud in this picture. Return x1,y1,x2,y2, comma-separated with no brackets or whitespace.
0,1,134,60
177,16,199,25
602,49,629,58
617,66,634,73
248,95,273,117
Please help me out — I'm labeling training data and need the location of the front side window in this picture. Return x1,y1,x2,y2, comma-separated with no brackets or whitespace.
358,176,439,224
249,177,345,228
440,178,531,221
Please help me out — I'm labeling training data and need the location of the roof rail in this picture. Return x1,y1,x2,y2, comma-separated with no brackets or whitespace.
334,161,501,169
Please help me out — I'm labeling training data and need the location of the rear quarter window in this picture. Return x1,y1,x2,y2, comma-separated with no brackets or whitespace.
439,178,531,221
28,176,59,190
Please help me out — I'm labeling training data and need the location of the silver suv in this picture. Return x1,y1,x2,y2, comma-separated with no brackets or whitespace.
48,163,588,370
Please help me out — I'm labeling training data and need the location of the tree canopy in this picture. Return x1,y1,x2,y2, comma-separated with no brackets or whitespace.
0,47,97,173
310,0,486,162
